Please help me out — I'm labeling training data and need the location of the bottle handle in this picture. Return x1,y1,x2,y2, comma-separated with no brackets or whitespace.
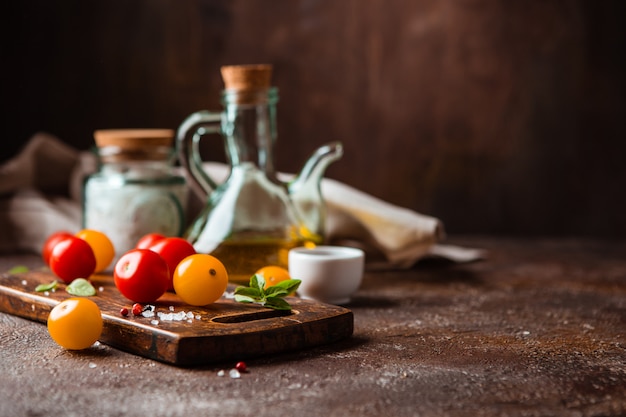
176,110,223,200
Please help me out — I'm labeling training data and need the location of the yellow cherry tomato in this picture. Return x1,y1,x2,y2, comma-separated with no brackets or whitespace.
255,265,291,289
173,254,228,306
47,298,103,350
76,229,115,273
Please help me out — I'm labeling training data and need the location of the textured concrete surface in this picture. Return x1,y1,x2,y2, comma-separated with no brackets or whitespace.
1,236,626,417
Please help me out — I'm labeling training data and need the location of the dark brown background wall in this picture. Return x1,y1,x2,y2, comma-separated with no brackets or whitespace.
4,0,625,237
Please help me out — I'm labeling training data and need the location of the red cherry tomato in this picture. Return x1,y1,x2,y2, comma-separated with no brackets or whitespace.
148,237,196,290
114,249,169,303
136,233,166,249
49,236,97,284
42,231,73,265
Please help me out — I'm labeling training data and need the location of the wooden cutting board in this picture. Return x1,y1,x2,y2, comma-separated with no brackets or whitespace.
0,269,353,366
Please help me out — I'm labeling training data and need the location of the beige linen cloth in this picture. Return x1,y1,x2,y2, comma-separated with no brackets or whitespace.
0,133,484,268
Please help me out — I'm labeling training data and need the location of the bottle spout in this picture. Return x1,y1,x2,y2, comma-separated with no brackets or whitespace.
288,141,343,243
289,141,343,195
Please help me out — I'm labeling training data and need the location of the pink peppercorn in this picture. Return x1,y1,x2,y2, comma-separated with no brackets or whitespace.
235,361,247,373
132,303,143,316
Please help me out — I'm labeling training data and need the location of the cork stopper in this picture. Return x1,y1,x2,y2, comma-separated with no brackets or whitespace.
220,64,273,91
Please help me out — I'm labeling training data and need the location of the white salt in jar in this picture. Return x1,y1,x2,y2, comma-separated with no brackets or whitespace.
83,129,188,265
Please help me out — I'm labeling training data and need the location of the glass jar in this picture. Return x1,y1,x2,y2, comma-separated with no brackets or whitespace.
83,129,188,265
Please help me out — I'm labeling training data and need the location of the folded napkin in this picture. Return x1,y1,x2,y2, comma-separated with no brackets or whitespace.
0,133,484,268
0,133,89,253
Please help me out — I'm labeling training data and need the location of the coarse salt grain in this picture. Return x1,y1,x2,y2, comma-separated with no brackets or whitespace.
88,363,97,369
217,370,225,377
153,308,199,322
229,369,241,379
151,320,159,325
142,310,155,318
21,280,27,286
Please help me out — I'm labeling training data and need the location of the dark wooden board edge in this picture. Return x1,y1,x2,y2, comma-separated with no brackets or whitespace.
173,310,354,366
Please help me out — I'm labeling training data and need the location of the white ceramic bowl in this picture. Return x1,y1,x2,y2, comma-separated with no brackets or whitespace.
288,245,365,305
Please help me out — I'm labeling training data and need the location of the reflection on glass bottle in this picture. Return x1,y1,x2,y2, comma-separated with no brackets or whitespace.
177,65,342,283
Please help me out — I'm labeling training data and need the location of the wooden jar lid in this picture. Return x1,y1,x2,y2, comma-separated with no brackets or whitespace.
93,129,175,149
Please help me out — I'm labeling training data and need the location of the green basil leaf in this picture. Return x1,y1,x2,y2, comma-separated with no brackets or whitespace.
273,279,301,295
234,275,298,310
250,274,266,294
234,286,262,298
264,297,292,311
35,280,58,292
66,278,97,296
264,286,288,298
8,265,29,274
234,294,256,304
